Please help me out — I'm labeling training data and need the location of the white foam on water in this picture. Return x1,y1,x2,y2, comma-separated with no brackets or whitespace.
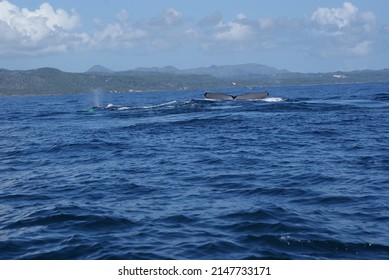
105,100,178,110
262,97,286,102
141,100,178,109
117,106,133,110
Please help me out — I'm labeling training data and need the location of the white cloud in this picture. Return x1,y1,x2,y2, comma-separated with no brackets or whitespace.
312,2,358,28
258,18,274,29
360,11,376,32
195,2,379,60
0,0,82,55
0,0,385,65
162,8,183,26
214,21,252,41
198,13,302,53
310,2,377,57
90,8,189,52
349,40,371,56
311,2,376,33
91,22,147,50
236,13,246,21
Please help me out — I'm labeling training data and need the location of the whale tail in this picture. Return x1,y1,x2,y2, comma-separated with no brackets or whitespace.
204,91,269,100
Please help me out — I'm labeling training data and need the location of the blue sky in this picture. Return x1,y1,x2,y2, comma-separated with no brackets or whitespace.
1,0,389,72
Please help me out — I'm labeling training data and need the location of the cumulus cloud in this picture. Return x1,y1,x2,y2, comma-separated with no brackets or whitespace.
0,0,384,62
195,2,380,61
197,12,301,53
310,2,377,57
312,2,358,28
89,7,191,53
91,22,147,50
160,7,184,26
311,2,376,32
0,0,86,55
350,40,371,56
214,21,253,42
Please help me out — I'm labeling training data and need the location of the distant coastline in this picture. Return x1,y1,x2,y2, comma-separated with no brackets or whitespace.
1,64,389,96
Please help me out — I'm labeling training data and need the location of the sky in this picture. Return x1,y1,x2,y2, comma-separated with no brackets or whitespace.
1,0,389,72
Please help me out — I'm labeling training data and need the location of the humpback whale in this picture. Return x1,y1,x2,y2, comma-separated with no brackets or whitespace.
204,91,269,101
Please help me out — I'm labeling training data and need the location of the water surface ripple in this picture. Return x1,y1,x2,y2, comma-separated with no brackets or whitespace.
1,83,389,259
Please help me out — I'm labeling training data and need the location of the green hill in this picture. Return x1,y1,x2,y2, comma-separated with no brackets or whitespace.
0,68,226,96
1,66,388,96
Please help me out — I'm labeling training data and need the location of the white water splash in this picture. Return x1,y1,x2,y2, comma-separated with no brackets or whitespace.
93,88,104,107
262,97,286,102
141,100,178,109
105,100,178,110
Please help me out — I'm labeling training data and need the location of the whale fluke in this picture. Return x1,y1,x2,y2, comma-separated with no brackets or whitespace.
204,91,269,100
204,92,235,100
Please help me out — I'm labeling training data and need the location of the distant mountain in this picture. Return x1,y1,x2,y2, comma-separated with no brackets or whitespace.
86,65,114,73
1,65,389,96
188,63,288,78
0,67,225,95
134,65,179,74
134,63,288,78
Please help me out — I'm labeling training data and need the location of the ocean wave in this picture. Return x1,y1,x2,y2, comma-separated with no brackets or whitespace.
1,84,389,260
262,97,286,102
105,100,179,111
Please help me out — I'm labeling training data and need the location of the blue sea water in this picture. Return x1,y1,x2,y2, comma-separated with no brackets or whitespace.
1,83,389,260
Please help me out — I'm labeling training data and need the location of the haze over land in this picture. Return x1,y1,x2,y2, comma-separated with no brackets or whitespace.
1,63,388,96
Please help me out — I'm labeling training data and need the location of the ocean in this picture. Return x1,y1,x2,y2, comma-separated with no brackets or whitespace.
1,83,388,260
